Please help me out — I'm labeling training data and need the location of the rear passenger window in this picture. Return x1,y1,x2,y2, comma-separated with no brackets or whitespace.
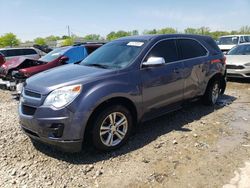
145,39,179,63
178,39,207,59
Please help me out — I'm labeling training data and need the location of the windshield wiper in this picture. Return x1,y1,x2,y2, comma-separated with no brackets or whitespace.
84,63,110,69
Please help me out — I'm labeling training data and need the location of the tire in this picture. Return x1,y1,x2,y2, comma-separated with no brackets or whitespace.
91,105,133,151
203,79,221,105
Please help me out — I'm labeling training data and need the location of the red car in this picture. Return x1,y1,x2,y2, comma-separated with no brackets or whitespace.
0,52,5,66
0,43,103,91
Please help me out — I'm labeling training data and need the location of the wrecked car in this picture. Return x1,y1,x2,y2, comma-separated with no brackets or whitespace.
0,43,103,91
0,52,5,66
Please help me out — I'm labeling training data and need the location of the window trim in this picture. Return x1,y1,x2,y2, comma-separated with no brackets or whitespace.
140,37,209,69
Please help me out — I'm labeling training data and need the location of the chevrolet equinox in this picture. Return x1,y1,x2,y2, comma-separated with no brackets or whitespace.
19,34,227,152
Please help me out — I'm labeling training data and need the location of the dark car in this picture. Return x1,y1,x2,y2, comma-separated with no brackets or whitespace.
19,34,227,152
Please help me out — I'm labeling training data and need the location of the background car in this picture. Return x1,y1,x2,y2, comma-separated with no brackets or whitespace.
0,47,41,60
218,35,250,53
226,43,250,78
0,43,104,92
0,52,5,66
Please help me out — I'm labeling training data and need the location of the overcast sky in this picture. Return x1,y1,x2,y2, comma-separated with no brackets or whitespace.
0,0,249,41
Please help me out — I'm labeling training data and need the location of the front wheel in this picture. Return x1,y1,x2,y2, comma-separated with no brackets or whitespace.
203,79,221,105
91,105,133,151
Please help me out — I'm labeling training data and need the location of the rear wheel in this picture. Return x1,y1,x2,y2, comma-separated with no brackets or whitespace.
203,79,220,105
91,105,133,151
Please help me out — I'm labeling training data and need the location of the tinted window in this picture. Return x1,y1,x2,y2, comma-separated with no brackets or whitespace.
145,39,179,63
204,38,221,55
22,49,37,55
179,39,207,59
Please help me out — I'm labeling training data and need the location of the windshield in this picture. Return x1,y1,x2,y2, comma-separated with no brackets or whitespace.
39,47,69,62
218,36,239,45
228,44,250,55
80,41,146,69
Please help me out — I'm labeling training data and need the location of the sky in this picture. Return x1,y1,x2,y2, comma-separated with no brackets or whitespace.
0,0,249,41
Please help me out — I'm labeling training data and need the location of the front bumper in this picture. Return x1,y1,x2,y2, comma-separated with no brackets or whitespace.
227,68,250,78
18,90,86,152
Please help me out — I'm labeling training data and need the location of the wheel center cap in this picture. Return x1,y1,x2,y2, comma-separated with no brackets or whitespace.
111,126,116,132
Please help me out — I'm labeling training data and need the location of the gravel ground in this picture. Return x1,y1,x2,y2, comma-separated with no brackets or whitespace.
0,80,250,188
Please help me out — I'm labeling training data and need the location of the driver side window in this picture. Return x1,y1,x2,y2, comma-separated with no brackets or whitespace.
145,39,179,63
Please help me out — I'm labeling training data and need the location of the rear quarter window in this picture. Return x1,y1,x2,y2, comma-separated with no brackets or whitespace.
178,39,208,59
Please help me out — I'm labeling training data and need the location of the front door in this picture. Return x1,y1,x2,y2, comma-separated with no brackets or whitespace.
141,39,184,119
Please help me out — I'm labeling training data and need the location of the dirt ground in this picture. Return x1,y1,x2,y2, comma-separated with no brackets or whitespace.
0,80,250,188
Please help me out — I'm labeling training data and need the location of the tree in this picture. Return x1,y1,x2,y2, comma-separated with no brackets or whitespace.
45,35,60,42
0,33,20,47
84,34,101,41
158,27,177,34
106,30,131,41
184,28,199,34
143,29,157,35
34,37,46,45
239,26,250,34
62,38,74,46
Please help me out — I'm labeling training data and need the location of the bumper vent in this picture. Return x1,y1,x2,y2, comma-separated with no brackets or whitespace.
22,105,37,116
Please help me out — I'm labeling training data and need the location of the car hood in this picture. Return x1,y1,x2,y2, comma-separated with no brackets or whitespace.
2,56,31,70
25,64,115,95
225,55,250,65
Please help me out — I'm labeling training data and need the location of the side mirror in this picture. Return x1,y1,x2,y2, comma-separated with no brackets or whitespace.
142,57,165,67
59,56,69,63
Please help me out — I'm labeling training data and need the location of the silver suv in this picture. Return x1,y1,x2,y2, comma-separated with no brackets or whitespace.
0,47,40,60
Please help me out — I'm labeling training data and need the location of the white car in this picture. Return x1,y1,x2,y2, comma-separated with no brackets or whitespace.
0,47,41,61
226,43,250,78
218,35,250,53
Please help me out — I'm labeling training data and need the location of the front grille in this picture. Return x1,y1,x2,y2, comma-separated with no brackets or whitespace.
24,90,41,98
227,73,244,78
22,105,37,116
226,65,245,69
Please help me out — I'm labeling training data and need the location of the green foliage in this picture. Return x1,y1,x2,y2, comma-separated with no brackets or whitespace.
143,27,177,35
239,26,250,34
34,37,46,45
106,30,133,41
0,33,20,47
84,34,101,41
45,35,60,42
62,38,74,46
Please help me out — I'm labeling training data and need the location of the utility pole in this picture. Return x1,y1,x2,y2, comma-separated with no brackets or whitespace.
67,25,71,38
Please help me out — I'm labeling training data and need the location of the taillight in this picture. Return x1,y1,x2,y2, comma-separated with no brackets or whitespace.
211,56,226,64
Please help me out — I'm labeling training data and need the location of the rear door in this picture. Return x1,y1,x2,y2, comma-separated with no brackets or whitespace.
177,38,209,99
141,39,184,119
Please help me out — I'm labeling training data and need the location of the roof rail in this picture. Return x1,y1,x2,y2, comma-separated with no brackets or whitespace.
73,41,107,46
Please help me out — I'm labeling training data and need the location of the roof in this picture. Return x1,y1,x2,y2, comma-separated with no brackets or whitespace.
0,47,36,50
220,35,250,38
115,34,212,42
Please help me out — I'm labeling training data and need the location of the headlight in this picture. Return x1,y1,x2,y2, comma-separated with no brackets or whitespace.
244,62,250,66
43,84,82,109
